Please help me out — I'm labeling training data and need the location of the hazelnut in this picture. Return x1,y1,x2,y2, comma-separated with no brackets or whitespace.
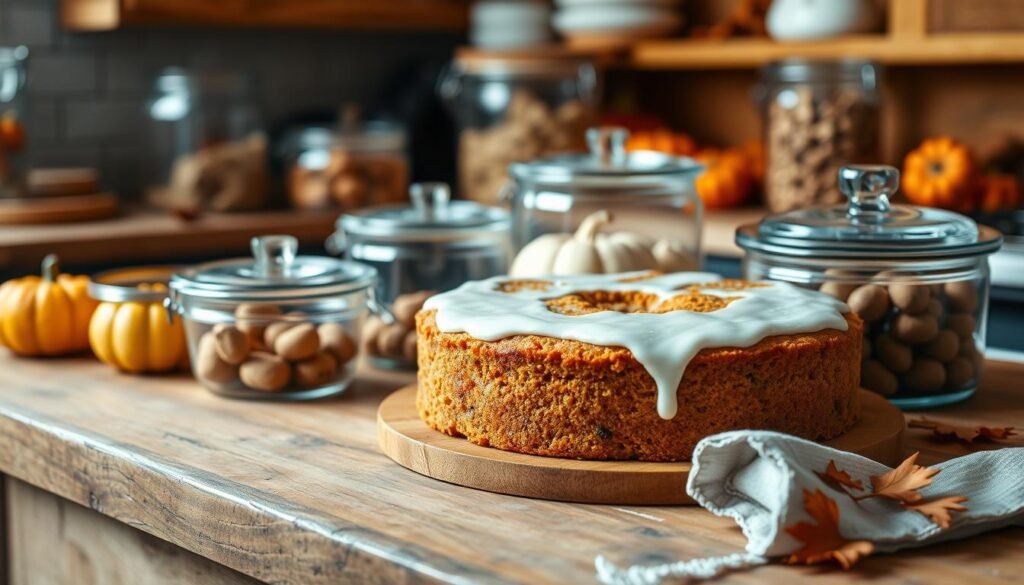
240,352,290,392
273,323,320,362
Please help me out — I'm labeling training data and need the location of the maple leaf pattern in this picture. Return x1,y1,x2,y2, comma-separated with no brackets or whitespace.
909,417,1017,444
869,452,938,504
784,489,874,570
905,495,969,529
816,460,864,494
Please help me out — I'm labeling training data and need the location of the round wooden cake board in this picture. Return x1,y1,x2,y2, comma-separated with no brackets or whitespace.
378,386,906,505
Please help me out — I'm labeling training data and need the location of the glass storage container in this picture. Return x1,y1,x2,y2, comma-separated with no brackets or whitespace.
506,127,704,274
283,121,409,211
759,59,881,213
439,48,598,204
168,235,377,399
737,165,1003,409
0,46,28,198
329,182,510,369
147,67,266,212
88,266,189,375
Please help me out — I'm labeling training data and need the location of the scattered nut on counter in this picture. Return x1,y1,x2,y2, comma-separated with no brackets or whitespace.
364,290,434,367
766,87,878,212
460,90,590,204
819,277,983,397
194,305,357,393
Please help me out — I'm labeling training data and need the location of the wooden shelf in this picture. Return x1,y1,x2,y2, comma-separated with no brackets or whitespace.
632,33,1024,70
61,0,469,32
0,208,339,273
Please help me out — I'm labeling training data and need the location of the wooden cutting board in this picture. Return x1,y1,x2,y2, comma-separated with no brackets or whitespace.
378,386,906,505
0,193,118,225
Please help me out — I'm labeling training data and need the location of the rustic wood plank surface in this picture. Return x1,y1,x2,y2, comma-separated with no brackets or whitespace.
0,355,1020,584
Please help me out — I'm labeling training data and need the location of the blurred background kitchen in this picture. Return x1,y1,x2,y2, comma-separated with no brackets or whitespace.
1,0,1023,350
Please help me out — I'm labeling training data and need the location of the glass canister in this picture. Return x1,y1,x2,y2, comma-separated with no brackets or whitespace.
88,266,189,374
0,46,28,198
329,182,510,369
506,127,704,276
283,122,409,211
146,67,267,212
439,48,598,204
737,165,1003,409
759,59,881,213
168,235,377,400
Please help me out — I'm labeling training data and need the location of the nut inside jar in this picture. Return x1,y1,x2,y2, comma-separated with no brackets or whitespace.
818,272,985,400
363,290,434,368
190,302,360,396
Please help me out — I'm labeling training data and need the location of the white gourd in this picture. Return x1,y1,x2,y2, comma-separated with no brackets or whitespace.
508,210,694,277
652,238,698,272
508,233,570,277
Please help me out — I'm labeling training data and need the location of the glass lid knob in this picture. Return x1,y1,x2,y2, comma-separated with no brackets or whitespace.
839,164,899,223
410,182,451,220
586,126,628,166
252,235,298,277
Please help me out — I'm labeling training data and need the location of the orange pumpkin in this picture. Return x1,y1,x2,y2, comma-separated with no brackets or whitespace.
626,129,697,157
902,137,978,211
978,174,1022,213
694,148,753,210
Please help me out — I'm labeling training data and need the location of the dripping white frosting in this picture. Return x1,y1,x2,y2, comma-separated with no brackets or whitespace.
423,272,850,420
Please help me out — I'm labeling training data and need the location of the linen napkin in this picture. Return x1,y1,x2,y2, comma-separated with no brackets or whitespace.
596,431,1024,585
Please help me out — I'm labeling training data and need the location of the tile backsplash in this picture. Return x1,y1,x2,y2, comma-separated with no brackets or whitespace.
0,0,461,199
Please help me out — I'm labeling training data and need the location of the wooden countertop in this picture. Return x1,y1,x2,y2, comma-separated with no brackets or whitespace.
0,209,339,273
0,355,1021,584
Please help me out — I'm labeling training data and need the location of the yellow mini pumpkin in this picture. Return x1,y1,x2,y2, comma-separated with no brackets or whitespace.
694,148,753,210
89,282,186,373
0,255,97,357
902,137,978,211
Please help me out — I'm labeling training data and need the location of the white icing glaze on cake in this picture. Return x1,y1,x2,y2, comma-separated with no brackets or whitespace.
423,272,850,419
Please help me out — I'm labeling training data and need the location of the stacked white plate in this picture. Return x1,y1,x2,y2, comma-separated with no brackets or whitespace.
553,0,683,50
471,0,553,50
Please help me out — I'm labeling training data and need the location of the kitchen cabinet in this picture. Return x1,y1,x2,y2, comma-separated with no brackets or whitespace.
60,0,469,32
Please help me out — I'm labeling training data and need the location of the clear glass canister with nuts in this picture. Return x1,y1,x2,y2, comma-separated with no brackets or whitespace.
168,235,378,400
329,183,511,370
737,165,1002,409
283,122,409,211
758,59,881,213
439,47,598,204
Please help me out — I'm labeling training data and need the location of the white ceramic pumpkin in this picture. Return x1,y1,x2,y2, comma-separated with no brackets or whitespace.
509,210,697,277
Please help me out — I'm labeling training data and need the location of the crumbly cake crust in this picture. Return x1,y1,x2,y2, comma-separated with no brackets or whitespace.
415,305,863,462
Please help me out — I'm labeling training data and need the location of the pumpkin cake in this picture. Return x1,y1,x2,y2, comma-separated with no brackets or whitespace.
415,272,863,462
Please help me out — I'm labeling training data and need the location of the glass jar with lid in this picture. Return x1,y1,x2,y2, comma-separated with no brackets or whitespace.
439,48,598,204
146,67,266,212
759,59,881,213
737,165,1003,408
329,182,510,369
168,235,377,399
0,46,28,198
506,127,704,276
283,121,409,211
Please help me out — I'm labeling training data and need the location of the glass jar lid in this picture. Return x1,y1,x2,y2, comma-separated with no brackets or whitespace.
509,127,703,187
170,235,376,301
336,183,510,244
736,165,1003,260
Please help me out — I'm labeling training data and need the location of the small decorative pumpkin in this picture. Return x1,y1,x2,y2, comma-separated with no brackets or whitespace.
88,282,187,373
0,255,97,357
509,210,696,277
902,137,978,211
694,148,753,210
626,129,698,157
978,174,1022,213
